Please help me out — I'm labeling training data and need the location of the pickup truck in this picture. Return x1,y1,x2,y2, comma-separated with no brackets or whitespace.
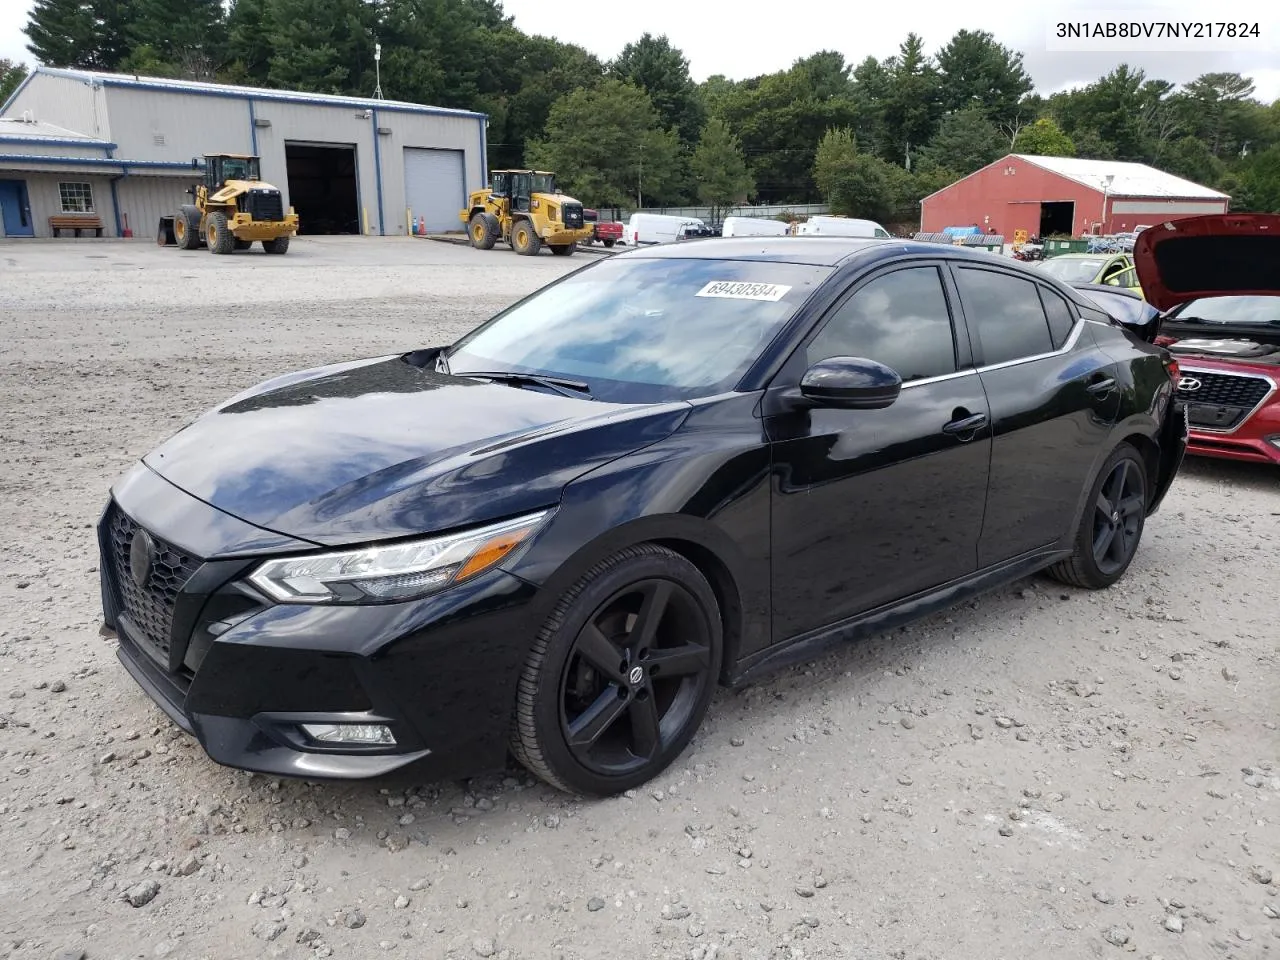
582,209,624,248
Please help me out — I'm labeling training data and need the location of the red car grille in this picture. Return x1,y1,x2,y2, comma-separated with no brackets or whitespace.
1177,370,1272,430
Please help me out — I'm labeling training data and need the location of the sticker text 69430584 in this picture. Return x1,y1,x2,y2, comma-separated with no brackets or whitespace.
695,281,793,302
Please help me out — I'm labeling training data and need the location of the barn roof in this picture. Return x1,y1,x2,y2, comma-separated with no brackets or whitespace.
1013,155,1229,200
920,154,1229,204
0,115,113,148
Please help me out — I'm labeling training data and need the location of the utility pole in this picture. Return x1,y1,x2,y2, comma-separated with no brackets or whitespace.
637,149,643,209
374,42,383,100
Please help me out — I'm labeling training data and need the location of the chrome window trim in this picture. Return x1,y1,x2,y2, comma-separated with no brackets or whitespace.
1176,364,1277,435
972,316,1086,375
899,367,979,390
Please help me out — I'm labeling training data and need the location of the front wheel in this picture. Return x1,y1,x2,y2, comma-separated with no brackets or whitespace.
469,212,498,250
1047,443,1148,589
511,219,542,256
510,544,722,795
206,212,235,254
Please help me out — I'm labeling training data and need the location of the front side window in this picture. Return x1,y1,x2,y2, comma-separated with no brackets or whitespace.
806,267,957,382
447,258,831,402
58,182,94,213
529,174,556,194
1106,267,1138,287
955,267,1055,365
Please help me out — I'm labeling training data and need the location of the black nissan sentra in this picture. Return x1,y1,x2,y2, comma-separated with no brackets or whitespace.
99,237,1187,795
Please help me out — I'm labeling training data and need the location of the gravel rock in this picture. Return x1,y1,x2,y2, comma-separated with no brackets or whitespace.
661,903,692,920
253,921,287,942
50,681,66,693
1093,890,1115,905
1102,927,1129,946
122,879,161,907
1164,915,1184,933
473,938,496,957
393,895,410,909
339,908,367,929
587,897,605,912
1249,865,1273,885
52,950,86,960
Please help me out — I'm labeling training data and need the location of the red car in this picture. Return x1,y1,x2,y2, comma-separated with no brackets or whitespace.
1134,214,1280,466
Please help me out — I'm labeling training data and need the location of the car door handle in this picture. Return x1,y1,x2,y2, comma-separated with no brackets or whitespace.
1087,376,1117,396
942,412,988,435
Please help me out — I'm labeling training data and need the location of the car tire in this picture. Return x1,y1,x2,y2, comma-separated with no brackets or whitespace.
510,544,723,796
603,239,616,248
1047,443,1148,590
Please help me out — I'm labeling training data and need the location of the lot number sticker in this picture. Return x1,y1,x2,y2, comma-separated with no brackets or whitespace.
695,281,792,302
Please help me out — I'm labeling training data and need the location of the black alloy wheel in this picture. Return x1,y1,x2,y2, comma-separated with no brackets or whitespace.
1047,443,1147,589
1091,457,1146,576
511,545,722,794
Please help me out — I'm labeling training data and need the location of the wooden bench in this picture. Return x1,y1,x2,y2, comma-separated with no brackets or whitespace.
49,215,105,238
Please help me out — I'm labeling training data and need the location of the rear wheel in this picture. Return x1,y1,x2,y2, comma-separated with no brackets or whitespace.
233,238,253,251
549,242,576,256
469,212,498,250
511,219,542,256
1047,443,1148,589
602,239,616,248
510,545,722,795
206,212,235,254
262,236,290,255
174,205,202,250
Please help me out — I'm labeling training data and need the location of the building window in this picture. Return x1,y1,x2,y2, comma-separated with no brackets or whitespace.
59,182,95,214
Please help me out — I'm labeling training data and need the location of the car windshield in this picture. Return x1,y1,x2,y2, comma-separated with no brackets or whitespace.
1168,296,1279,325
1038,258,1106,283
445,257,831,403
530,173,555,193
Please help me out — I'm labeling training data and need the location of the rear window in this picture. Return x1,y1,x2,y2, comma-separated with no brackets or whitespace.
447,257,832,402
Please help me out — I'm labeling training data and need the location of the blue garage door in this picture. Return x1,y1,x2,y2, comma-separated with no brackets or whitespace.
403,148,465,233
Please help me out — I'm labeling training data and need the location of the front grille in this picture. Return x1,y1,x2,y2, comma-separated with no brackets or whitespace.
562,203,584,229
106,505,200,662
1177,370,1271,429
242,189,284,222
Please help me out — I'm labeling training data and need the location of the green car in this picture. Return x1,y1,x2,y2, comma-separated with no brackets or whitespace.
1036,253,1142,293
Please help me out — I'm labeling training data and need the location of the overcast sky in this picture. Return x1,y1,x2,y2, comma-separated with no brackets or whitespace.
3,0,1278,102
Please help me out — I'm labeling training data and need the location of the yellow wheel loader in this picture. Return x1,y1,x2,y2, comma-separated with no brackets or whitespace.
159,154,299,255
459,170,593,256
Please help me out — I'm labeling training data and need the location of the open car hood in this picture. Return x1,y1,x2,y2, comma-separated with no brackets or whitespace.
1133,213,1280,312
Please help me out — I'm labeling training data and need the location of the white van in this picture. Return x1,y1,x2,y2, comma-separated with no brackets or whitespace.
626,213,706,246
796,215,891,238
720,216,789,238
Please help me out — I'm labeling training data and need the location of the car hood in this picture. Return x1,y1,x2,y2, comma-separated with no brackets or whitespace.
142,355,690,547
1133,213,1280,311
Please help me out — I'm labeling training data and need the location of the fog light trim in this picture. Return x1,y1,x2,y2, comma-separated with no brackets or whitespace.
300,722,396,746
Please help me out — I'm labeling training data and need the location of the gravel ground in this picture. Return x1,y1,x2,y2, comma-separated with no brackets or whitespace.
1,236,1278,960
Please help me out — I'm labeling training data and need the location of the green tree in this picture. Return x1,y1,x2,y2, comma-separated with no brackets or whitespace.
920,106,1001,173
1178,72,1259,157
1012,117,1075,156
879,34,942,166
934,29,1033,123
484,33,603,169
126,0,227,79
1154,136,1222,185
25,0,129,70
690,117,753,223
1231,145,1280,211
224,0,273,83
609,33,704,147
813,126,902,222
526,79,681,207
0,59,26,103
265,0,373,95
1050,65,1151,160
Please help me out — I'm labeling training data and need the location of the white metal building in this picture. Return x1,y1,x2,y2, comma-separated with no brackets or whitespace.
1,66,487,239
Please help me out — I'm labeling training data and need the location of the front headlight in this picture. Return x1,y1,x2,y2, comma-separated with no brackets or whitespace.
248,509,552,604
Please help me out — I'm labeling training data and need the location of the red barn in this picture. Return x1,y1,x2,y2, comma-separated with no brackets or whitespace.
920,154,1229,238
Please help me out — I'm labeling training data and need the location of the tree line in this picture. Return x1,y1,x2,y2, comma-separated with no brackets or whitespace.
9,0,1280,221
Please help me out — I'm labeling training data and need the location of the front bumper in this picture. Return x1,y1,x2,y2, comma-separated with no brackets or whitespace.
99,463,538,780
542,225,594,245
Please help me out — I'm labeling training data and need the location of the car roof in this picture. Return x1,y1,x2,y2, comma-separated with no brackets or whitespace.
1047,253,1117,260
610,236,1005,267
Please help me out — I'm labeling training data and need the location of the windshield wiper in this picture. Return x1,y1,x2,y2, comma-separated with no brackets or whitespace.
457,370,594,400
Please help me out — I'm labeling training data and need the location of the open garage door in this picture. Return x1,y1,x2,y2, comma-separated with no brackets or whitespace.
285,142,360,235
404,148,466,234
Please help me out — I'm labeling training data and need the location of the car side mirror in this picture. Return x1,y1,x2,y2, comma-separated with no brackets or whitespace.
798,357,902,410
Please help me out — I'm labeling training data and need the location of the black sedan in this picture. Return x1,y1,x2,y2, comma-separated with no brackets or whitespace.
98,237,1187,795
